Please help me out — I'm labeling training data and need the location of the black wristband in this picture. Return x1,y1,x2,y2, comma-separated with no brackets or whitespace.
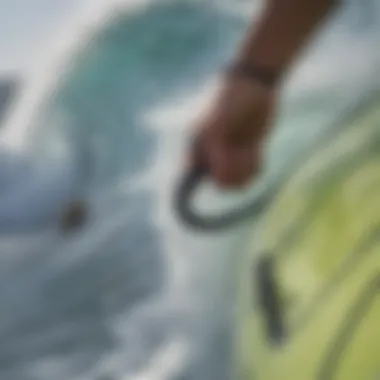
226,62,280,88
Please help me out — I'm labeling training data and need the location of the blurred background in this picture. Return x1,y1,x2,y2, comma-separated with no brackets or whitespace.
0,0,379,379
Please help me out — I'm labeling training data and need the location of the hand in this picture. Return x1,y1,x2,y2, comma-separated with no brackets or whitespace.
190,76,278,189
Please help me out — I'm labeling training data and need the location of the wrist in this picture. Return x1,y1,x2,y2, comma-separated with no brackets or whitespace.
225,60,283,90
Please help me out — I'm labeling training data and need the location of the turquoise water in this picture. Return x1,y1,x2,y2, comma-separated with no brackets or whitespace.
0,0,379,379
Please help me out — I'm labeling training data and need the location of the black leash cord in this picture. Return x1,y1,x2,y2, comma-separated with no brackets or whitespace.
173,162,268,232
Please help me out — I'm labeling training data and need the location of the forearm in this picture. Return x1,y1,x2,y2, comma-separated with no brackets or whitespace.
236,0,340,79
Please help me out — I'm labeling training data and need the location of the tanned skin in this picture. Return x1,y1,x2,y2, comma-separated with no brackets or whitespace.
190,0,339,189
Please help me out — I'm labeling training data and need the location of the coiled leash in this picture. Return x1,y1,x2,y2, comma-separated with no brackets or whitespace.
173,138,269,232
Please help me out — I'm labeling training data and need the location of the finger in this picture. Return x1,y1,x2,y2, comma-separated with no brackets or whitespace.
185,132,207,172
209,142,261,189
